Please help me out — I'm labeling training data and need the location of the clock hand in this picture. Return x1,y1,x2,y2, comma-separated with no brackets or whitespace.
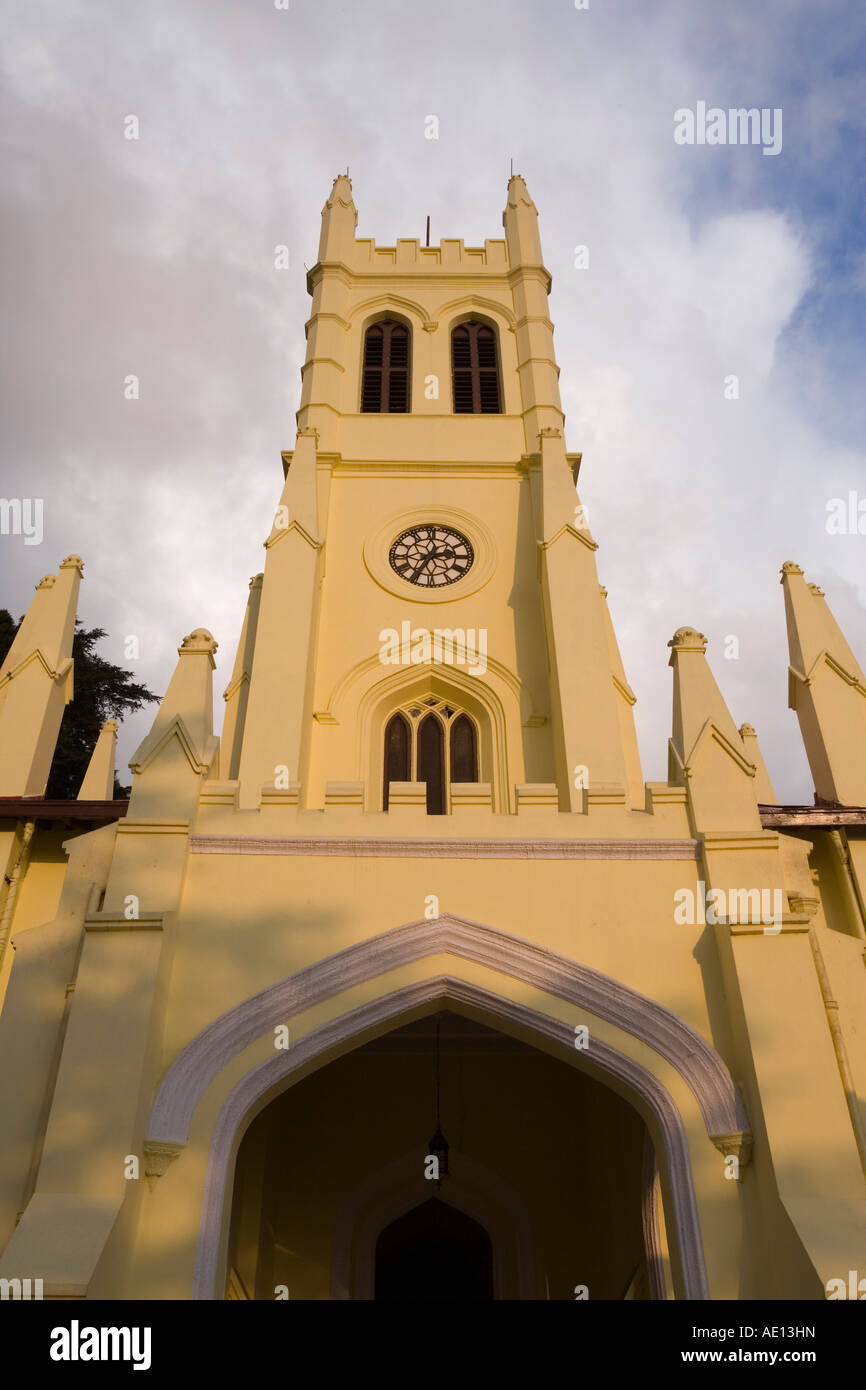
410,545,457,582
424,546,456,564
413,551,436,579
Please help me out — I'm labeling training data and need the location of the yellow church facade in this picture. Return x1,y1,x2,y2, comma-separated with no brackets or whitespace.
0,175,865,1301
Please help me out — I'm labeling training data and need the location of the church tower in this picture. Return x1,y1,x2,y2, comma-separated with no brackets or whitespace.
232,172,643,816
1,176,865,1304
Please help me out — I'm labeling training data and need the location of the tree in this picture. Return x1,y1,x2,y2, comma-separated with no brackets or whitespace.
0,611,159,799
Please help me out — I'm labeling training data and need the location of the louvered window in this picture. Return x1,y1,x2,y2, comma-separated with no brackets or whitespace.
361,320,410,412
451,322,501,413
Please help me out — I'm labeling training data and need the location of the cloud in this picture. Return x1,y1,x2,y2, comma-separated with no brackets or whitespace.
1,0,864,801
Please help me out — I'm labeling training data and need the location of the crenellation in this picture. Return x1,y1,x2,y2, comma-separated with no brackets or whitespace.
347,235,509,272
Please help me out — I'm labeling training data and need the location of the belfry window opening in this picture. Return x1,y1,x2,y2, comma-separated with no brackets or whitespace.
451,320,502,413
361,319,411,412
383,699,478,814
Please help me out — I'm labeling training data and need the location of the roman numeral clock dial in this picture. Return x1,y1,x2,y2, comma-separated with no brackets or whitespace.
389,525,474,588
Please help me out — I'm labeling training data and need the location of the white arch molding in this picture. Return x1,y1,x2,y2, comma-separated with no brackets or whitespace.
187,978,709,1300
642,1131,668,1300
145,915,751,1300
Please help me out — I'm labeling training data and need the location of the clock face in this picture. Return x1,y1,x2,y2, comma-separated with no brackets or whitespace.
389,525,474,588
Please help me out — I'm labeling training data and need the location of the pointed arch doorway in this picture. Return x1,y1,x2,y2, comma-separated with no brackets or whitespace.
374,1198,493,1301
154,914,746,1299
225,1011,659,1300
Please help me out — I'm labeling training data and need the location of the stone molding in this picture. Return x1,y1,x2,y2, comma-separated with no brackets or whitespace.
700,831,779,852
84,912,164,933
116,819,190,835
641,1132,667,1301
188,835,700,861
327,643,532,726
143,1141,184,1178
710,1132,754,1165
539,523,599,554
0,648,73,691
788,650,866,701
128,714,216,778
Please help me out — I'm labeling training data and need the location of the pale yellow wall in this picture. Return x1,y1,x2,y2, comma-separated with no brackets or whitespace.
306,469,555,809
8,828,76,936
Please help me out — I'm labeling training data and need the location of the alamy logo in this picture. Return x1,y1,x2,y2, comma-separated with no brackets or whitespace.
674,881,783,931
0,1276,43,1299
674,102,782,156
49,1320,152,1371
0,497,43,546
825,1270,866,1300
378,622,488,676
826,491,866,535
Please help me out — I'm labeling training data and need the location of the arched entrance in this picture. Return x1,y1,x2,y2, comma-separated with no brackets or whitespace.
146,914,750,1299
375,1199,493,1301
224,1010,654,1300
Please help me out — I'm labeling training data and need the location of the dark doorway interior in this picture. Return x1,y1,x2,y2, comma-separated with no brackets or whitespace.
228,1011,651,1299
374,1198,493,1300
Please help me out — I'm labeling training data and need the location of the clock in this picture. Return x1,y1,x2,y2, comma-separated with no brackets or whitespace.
389,525,474,588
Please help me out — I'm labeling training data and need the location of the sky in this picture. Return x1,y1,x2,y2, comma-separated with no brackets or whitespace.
1,0,865,801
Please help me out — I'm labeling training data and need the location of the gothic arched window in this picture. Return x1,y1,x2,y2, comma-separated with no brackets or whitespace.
383,713,411,810
418,715,445,815
451,321,501,414
361,320,410,412
449,713,477,783
382,699,479,813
